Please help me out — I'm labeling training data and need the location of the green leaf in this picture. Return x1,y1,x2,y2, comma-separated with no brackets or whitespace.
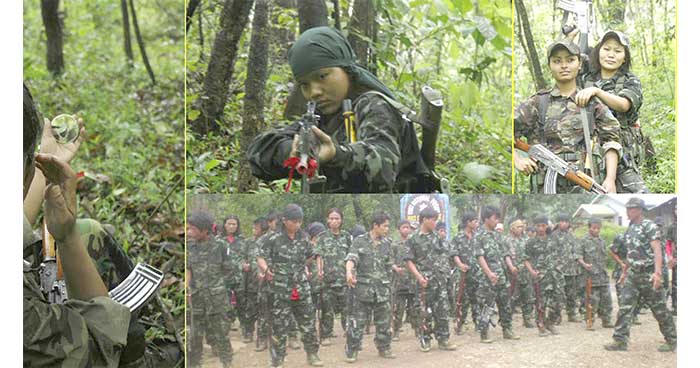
205,159,222,171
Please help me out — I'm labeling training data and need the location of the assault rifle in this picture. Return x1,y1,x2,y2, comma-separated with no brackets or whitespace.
454,271,467,331
533,276,546,329
345,284,358,357
418,285,432,350
515,139,607,194
585,276,593,329
558,0,594,54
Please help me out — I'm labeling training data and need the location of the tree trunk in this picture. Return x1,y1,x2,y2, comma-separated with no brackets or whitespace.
191,0,254,135
237,0,271,193
186,0,201,34
41,0,64,76
120,0,134,66
284,0,329,120
332,0,341,29
348,0,375,68
608,0,627,28
515,0,546,91
129,0,156,84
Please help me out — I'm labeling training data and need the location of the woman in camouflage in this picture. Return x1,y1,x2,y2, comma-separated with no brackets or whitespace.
247,26,431,193
575,30,648,193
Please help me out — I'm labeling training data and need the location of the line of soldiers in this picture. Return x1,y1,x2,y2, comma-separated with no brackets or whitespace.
186,197,677,368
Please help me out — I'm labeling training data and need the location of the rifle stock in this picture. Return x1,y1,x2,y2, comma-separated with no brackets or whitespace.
533,276,545,329
585,276,593,329
454,271,467,329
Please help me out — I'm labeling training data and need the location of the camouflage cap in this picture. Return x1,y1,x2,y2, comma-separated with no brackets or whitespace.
547,39,580,58
306,222,326,238
283,203,304,220
601,30,630,48
557,214,571,222
436,221,446,230
533,215,548,225
625,197,645,208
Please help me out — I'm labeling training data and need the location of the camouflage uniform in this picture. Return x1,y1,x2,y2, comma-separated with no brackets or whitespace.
403,231,452,344
450,231,479,328
391,238,418,335
579,233,613,326
240,236,262,341
525,235,565,329
474,229,514,334
583,71,647,193
610,234,642,320
514,85,622,193
551,229,582,320
667,221,677,313
188,236,235,367
247,92,429,193
508,234,535,324
256,230,320,364
345,233,394,354
611,218,676,346
24,218,131,367
221,235,244,330
317,229,352,339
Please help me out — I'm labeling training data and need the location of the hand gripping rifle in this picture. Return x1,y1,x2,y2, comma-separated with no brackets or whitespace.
558,0,594,54
345,284,358,357
417,283,433,349
283,101,326,193
533,275,546,330
515,139,607,194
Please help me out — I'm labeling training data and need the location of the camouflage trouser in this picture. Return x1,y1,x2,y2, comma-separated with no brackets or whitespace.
77,219,148,367
269,291,319,362
671,266,677,312
447,270,457,318
564,275,581,318
585,284,613,324
514,273,535,321
227,287,240,328
241,291,259,337
536,272,565,327
476,277,512,332
346,298,392,353
190,292,233,367
612,270,676,345
413,277,451,342
256,290,271,341
393,290,418,332
320,284,347,338
616,166,648,193
453,272,473,328
616,126,648,193
613,268,642,318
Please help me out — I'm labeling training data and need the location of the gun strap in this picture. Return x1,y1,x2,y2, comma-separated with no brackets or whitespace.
580,104,596,177
360,91,430,129
537,94,549,146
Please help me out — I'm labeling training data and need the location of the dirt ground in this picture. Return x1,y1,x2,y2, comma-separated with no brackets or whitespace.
197,292,677,368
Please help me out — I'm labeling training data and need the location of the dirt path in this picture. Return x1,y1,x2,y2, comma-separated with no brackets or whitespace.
198,296,677,368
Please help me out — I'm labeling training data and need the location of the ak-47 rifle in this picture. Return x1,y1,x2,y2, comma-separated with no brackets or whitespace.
283,101,326,193
617,264,629,286
508,270,519,299
454,270,467,331
558,0,594,54
417,284,433,350
39,221,67,304
342,99,357,143
390,271,399,337
533,275,546,329
515,139,607,194
585,276,593,329
345,283,358,357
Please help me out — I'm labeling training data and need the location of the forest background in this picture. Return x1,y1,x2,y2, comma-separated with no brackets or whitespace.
23,0,185,353
513,0,676,193
186,0,513,194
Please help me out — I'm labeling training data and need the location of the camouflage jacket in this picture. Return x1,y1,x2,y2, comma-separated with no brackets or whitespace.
403,230,451,282
450,230,477,268
667,221,677,259
317,229,352,288
514,85,622,165
474,229,511,283
256,230,318,297
220,234,245,287
524,235,560,276
392,239,416,292
241,237,262,294
246,92,427,193
610,234,627,275
583,70,642,128
346,233,394,303
308,245,323,295
551,229,581,276
188,237,236,300
23,219,130,367
508,234,529,269
623,218,661,272
579,233,610,286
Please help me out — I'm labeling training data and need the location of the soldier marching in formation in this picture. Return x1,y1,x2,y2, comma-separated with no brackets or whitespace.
187,197,677,367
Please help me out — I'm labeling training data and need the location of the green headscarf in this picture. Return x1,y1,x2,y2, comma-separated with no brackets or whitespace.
288,26,395,99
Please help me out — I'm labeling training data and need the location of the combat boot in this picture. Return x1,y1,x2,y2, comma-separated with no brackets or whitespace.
538,326,549,337
270,358,284,368
306,353,324,366
455,324,465,336
602,320,614,328
657,342,676,352
345,350,358,363
545,324,559,335
320,337,331,346
419,337,431,352
438,340,457,350
568,314,580,323
288,336,301,350
255,339,268,352
632,316,642,325
480,330,493,344
391,330,400,341
523,318,535,328
503,327,520,340
379,349,397,359
604,340,628,351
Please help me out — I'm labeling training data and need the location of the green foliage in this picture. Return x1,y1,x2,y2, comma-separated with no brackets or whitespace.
187,0,512,193
514,0,676,193
24,0,184,342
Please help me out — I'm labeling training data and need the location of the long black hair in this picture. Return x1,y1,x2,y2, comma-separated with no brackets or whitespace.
589,33,632,75
222,215,241,236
